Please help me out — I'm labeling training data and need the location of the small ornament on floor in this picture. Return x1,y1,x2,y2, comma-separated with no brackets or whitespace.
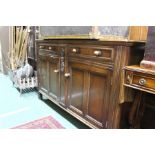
12,63,38,95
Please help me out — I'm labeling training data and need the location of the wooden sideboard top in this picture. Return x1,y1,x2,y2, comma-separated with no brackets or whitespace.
124,65,155,76
36,39,145,47
124,65,155,95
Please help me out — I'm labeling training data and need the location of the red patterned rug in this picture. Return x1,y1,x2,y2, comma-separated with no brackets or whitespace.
12,116,65,129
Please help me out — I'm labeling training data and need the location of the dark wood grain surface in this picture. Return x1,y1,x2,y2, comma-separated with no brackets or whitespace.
36,39,145,128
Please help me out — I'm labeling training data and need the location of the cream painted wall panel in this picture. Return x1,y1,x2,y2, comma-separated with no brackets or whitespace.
0,26,13,74
0,41,3,72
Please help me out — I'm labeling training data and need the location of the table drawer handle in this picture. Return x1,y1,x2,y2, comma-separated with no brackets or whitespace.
139,78,146,85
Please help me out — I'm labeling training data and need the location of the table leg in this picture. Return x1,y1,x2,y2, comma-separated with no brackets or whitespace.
129,91,146,128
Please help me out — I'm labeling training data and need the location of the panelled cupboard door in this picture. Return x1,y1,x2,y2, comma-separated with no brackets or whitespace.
38,54,49,93
68,64,85,116
85,71,110,128
48,55,60,101
68,59,111,128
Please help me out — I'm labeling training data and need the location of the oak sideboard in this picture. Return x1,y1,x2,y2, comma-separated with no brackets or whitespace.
36,39,145,128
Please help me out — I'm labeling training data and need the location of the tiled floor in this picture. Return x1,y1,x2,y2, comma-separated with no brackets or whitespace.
0,72,78,129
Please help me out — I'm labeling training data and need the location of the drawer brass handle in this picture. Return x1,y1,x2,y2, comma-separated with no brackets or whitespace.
54,69,59,73
48,46,52,50
94,50,101,56
64,73,70,77
139,78,146,86
50,55,58,58
72,48,78,53
39,46,44,49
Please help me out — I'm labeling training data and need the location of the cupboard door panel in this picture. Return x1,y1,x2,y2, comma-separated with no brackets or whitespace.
68,59,111,128
69,68,85,115
49,57,60,100
38,55,49,93
71,69,84,111
86,72,108,127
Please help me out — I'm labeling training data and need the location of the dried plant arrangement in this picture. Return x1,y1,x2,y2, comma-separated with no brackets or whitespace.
5,26,38,94
1,27,32,78
8,26,29,71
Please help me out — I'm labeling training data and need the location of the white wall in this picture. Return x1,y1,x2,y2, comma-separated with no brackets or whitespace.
0,41,3,72
0,26,13,74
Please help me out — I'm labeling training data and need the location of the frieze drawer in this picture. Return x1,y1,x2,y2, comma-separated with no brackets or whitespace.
39,44,57,51
68,46,115,63
124,68,155,94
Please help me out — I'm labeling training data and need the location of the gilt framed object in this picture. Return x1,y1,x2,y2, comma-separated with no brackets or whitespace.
39,26,148,41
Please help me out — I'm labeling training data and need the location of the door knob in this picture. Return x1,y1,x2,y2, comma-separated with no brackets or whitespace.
72,48,78,53
48,46,52,50
64,73,70,77
54,69,59,73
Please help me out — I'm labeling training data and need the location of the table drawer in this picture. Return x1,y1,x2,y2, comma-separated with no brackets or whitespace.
38,44,61,56
125,70,155,91
68,46,115,63
132,75,155,90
